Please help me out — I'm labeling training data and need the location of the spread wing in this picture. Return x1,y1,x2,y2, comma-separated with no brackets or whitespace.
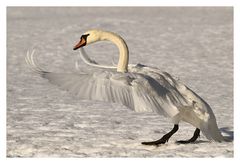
25,51,180,117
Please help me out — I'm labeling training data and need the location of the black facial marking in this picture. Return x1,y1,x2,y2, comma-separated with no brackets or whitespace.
81,34,90,40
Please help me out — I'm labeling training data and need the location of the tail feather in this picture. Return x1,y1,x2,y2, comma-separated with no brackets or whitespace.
200,118,225,142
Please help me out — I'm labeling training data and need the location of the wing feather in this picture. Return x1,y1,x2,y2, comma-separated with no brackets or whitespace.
42,71,136,110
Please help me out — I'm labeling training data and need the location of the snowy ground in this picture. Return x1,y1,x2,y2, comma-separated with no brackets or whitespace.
7,7,233,157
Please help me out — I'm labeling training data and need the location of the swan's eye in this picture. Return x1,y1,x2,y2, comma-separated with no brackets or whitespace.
73,34,90,50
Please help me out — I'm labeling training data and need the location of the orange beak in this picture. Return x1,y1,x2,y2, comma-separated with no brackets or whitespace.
73,37,87,50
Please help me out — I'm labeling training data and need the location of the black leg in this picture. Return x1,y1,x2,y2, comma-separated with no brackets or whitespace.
176,128,200,144
142,124,179,145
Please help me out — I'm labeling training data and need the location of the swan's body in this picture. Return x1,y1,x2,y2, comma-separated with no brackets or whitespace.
26,29,225,144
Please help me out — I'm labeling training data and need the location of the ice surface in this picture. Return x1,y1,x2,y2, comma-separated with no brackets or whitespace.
7,7,233,157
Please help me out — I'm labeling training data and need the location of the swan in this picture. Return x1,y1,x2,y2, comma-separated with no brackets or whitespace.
25,29,225,145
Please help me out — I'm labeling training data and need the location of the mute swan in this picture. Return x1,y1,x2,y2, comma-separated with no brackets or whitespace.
25,29,225,145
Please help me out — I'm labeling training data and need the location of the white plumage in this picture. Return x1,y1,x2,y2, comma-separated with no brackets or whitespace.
25,29,225,144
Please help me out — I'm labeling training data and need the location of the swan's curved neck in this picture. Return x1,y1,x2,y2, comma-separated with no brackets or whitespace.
100,31,129,73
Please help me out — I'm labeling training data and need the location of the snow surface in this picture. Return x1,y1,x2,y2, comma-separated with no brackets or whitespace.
7,7,233,157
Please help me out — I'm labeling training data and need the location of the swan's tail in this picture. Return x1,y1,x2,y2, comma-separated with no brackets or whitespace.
180,105,226,142
199,117,226,142
75,48,117,70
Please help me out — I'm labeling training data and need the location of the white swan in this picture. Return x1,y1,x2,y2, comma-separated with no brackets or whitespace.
26,29,225,145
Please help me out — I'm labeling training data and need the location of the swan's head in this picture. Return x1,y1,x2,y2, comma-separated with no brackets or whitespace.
73,30,102,50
